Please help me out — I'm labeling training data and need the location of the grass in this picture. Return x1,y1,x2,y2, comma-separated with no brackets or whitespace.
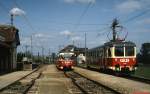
133,65,150,79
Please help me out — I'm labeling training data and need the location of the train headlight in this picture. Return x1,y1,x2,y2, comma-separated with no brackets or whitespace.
116,68,120,71
71,66,74,69
60,66,63,69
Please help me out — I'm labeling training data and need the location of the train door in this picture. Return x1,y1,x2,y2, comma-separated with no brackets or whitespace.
99,48,103,69
103,48,107,69
104,47,110,69
106,47,112,68
101,47,106,69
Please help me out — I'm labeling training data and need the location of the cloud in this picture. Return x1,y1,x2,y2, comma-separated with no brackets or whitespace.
116,0,141,14
34,33,44,38
71,36,81,41
34,33,53,38
20,37,31,46
60,30,73,36
10,7,25,16
64,0,95,4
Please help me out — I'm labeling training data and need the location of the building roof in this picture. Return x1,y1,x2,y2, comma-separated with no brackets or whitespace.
0,24,20,47
59,45,76,53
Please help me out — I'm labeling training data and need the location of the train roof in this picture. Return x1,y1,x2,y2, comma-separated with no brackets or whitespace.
88,41,136,51
104,41,136,47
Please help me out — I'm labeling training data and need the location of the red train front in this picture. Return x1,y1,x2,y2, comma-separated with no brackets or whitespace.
86,41,137,74
105,41,137,73
56,52,75,70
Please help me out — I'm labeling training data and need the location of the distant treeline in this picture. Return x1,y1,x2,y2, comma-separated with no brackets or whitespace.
137,43,150,65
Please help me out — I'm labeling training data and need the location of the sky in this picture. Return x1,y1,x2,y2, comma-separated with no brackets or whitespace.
0,0,150,55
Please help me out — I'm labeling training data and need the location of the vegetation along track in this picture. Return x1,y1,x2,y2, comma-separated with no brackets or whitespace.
64,71,120,94
0,65,46,94
79,66,150,84
124,75,150,84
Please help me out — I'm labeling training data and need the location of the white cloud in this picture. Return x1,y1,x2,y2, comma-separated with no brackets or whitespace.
116,0,141,14
10,7,25,16
71,36,81,41
34,33,53,39
20,37,31,45
34,33,44,38
60,30,73,36
64,0,95,4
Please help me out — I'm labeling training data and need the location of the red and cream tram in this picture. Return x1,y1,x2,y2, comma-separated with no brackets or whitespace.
86,41,137,74
56,52,75,70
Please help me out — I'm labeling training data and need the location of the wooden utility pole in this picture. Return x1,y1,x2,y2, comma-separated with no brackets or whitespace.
49,48,51,63
31,35,33,60
25,45,29,57
84,32,87,62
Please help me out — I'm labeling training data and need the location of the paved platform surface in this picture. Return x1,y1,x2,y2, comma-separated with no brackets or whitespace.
35,65,71,94
74,67,150,94
0,71,32,90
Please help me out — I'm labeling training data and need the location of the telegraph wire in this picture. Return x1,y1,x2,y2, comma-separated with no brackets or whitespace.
13,0,37,33
48,21,109,26
73,1,93,31
123,8,150,24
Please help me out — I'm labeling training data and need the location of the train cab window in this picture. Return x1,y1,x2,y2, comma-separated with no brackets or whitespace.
125,46,134,56
115,46,124,56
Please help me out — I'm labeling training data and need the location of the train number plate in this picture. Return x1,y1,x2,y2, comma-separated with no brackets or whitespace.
120,59,129,62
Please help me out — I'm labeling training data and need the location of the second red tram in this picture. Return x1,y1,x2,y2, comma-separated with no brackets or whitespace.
56,52,75,70
86,41,137,73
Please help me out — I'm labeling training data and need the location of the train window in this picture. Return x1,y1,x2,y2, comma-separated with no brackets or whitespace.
125,46,134,56
96,50,99,57
115,46,124,56
108,48,111,57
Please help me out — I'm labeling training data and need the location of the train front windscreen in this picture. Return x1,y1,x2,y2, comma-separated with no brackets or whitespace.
59,53,74,60
63,54,73,60
115,46,135,57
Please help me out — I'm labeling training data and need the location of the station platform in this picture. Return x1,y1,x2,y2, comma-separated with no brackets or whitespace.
34,65,71,94
0,71,33,90
74,67,150,94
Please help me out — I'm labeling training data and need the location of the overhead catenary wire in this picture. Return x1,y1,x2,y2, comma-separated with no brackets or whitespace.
97,27,110,37
47,21,109,26
13,0,39,59
13,0,36,33
73,1,93,31
123,8,150,24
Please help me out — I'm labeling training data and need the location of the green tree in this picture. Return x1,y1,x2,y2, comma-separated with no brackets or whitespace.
17,52,25,62
140,43,150,64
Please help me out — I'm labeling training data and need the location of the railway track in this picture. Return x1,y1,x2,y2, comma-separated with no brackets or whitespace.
0,65,46,94
65,71,120,94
